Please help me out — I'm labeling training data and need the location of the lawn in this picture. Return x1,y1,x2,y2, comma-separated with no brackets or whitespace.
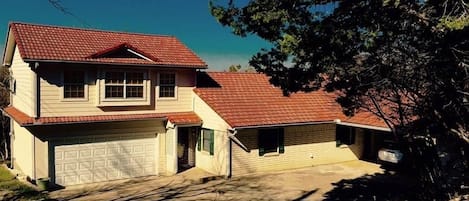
0,164,48,200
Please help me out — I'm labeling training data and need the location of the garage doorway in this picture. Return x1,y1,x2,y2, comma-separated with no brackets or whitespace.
177,127,198,172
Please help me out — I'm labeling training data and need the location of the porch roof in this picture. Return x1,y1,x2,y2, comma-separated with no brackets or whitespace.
2,106,202,126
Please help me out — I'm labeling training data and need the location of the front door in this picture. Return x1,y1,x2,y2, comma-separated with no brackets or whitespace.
177,127,197,172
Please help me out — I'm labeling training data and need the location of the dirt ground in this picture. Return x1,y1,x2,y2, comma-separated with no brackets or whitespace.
49,160,417,201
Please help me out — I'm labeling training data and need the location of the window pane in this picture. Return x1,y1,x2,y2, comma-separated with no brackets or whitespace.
159,86,175,97
105,86,124,98
202,130,212,152
126,86,143,98
126,72,144,84
64,71,85,98
259,129,279,154
105,72,124,84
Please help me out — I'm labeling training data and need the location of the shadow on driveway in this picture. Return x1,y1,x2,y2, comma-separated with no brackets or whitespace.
49,161,418,201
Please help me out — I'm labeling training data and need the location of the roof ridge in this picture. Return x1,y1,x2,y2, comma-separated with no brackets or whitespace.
9,21,177,38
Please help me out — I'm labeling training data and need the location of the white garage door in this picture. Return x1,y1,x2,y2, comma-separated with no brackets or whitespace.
52,134,156,186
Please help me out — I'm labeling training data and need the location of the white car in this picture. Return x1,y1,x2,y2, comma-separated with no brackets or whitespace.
378,148,404,164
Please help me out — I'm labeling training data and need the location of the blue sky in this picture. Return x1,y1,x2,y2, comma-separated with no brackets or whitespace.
0,0,269,70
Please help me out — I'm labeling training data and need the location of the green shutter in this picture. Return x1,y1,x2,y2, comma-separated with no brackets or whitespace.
197,130,201,151
278,128,285,153
258,131,265,156
209,130,214,155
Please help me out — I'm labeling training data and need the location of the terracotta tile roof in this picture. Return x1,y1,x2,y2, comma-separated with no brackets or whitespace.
2,106,201,126
343,110,388,128
9,22,207,68
167,112,203,125
194,72,389,129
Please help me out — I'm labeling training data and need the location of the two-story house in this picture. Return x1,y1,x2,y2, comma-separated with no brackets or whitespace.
2,22,392,187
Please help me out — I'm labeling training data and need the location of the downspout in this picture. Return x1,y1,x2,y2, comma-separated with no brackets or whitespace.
9,116,14,169
227,128,237,178
30,62,39,181
8,66,14,169
31,62,40,118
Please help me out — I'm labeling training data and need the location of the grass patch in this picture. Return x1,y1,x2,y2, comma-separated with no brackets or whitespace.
0,164,48,200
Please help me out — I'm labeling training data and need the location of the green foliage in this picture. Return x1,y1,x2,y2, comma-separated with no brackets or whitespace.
0,67,10,108
227,64,257,72
210,0,469,199
439,15,469,30
0,165,47,200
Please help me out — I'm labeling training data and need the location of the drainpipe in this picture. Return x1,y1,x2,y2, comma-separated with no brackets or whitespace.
173,125,178,174
30,62,40,118
227,128,237,178
9,117,14,169
30,62,39,181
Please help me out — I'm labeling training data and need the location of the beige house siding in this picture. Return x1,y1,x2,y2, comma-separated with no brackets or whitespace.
155,70,195,113
34,137,49,180
38,66,196,117
231,124,361,175
11,45,35,116
193,95,230,175
12,121,34,178
158,132,167,175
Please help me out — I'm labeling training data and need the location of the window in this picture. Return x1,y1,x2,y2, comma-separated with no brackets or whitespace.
198,129,214,155
258,128,284,156
336,126,356,146
63,71,85,98
104,71,144,99
159,73,176,98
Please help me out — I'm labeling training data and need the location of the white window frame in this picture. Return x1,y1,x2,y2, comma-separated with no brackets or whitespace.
60,70,88,102
158,72,177,99
103,70,146,100
98,69,150,106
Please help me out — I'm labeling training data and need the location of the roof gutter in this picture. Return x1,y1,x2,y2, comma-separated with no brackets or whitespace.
336,121,391,132
22,117,168,127
232,121,336,130
22,59,208,69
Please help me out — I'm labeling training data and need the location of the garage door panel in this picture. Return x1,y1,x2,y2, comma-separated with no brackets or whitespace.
53,134,156,186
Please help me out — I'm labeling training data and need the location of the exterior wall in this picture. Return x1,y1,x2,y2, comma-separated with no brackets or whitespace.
10,45,35,116
158,132,167,175
349,128,365,159
231,124,361,175
155,70,195,113
165,126,177,175
12,121,34,178
38,64,196,117
193,95,230,175
34,136,49,180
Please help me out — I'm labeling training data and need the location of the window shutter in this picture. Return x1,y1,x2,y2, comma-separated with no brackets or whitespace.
197,131,201,151
258,131,265,156
278,128,285,153
209,130,214,155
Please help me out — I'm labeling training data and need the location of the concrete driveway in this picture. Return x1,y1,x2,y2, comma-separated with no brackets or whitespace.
49,160,416,201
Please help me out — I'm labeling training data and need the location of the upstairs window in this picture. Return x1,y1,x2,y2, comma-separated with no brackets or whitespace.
159,73,176,98
104,71,145,99
63,71,85,99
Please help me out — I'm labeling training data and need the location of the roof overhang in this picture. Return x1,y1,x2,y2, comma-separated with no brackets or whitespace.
2,106,201,127
22,59,208,69
2,27,16,67
232,120,336,130
336,121,391,132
